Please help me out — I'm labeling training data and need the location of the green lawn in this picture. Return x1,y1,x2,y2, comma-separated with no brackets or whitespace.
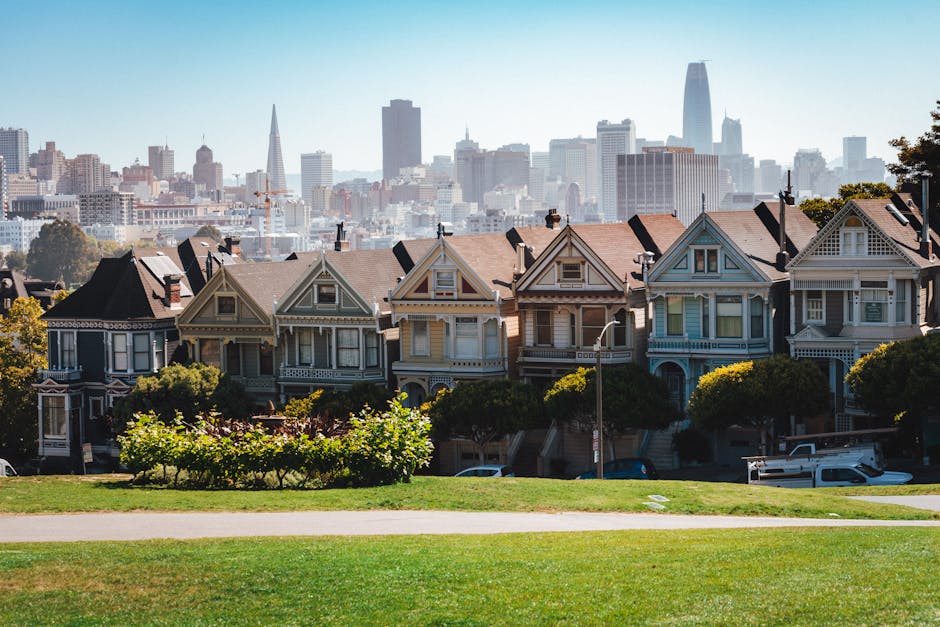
1,528,938,624
1,475,937,519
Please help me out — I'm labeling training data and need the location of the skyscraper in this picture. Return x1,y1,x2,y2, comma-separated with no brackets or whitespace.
382,99,421,180
719,116,742,156
597,119,636,221
148,144,175,181
300,151,333,206
843,136,866,171
0,128,29,175
266,105,287,192
682,62,713,155
193,144,223,192
617,147,719,225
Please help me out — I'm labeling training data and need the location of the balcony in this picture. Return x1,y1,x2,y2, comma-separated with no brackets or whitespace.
231,376,276,393
647,337,770,354
518,347,633,364
393,358,506,376
38,367,82,383
278,366,385,384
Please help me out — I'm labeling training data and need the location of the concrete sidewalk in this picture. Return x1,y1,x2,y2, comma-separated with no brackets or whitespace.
1,510,939,543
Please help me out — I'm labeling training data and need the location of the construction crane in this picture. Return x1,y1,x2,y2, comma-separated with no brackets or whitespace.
254,177,289,258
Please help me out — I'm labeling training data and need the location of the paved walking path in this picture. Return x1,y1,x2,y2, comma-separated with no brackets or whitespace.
1,510,939,543
850,495,940,511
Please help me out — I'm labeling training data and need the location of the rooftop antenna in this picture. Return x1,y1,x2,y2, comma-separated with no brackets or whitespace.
465,124,469,141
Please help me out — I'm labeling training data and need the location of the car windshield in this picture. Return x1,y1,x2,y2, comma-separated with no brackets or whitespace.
856,463,884,477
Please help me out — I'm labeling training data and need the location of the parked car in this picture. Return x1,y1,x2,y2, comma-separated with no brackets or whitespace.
0,458,17,477
454,465,515,477
575,457,658,480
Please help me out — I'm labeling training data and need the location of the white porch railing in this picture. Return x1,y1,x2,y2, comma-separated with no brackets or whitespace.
38,367,82,382
647,337,770,352
278,366,384,382
519,347,633,362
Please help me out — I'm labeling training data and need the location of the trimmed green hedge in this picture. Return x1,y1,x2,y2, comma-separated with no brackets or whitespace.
118,393,433,488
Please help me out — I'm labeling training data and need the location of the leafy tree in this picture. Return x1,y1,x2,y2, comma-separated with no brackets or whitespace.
542,364,676,459
424,378,545,464
0,297,47,460
282,383,393,421
846,334,940,459
3,251,27,272
113,362,255,425
799,182,894,228
688,355,829,453
890,100,940,226
27,219,100,286
194,224,223,241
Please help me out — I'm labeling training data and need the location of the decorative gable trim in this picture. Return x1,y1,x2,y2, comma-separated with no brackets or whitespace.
390,239,495,303
515,225,625,294
276,254,374,317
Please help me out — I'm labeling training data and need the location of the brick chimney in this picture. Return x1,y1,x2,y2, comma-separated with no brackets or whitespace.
334,221,349,252
223,236,241,257
164,274,182,309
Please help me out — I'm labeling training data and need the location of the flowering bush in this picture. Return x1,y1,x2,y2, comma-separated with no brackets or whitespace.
118,393,432,488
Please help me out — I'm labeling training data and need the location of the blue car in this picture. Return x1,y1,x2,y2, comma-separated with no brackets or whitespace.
575,457,658,480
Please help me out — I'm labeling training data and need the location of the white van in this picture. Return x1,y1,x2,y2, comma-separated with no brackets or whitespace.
0,458,17,477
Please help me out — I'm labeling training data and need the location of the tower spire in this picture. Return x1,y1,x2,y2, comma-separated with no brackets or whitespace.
266,104,286,192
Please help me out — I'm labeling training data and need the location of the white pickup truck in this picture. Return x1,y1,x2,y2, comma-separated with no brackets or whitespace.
0,458,17,477
747,461,912,488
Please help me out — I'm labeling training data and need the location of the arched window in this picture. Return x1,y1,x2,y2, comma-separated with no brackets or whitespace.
840,216,867,256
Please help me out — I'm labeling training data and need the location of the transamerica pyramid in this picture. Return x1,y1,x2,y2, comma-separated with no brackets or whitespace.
266,104,287,192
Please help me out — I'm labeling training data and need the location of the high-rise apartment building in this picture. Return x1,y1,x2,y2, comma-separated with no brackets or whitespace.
79,190,134,226
597,119,636,221
148,144,175,181
617,147,719,226
300,151,332,206
0,156,7,217
792,148,830,196
548,138,598,202
843,136,866,172
382,99,421,180
245,170,266,197
458,149,529,204
36,142,66,182
266,105,287,192
757,159,783,194
70,154,110,194
682,62,713,155
193,144,223,192
0,128,29,175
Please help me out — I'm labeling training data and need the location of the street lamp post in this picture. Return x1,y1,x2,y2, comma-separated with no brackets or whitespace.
594,320,620,479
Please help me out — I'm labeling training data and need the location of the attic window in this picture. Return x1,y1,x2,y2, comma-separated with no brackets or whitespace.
560,263,582,281
434,271,456,291
217,296,236,316
317,284,337,304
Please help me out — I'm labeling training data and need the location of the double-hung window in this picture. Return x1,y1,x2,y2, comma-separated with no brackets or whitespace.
716,296,743,338
133,333,151,372
434,271,456,291
841,218,867,256
750,297,764,338
535,310,552,346
42,396,67,438
411,320,429,356
895,280,908,324
317,284,336,305
61,332,76,369
455,317,479,357
365,331,379,367
297,328,313,365
666,297,683,336
806,291,824,324
484,320,499,358
337,329,360,368
112,334,128,371
861,281,888,323
581,307,605,347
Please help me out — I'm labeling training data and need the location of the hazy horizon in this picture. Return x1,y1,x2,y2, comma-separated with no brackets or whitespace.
5,0,938,177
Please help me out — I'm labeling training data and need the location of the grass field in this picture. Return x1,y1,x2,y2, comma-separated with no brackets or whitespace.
1,475,937,519
1,528,938,624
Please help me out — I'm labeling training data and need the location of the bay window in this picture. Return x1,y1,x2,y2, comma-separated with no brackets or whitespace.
861,281,888,323
701,299,710,338
297,328,313,365
61,332,76,369
716,296,743,338
806,290,824,324
895,280,908,324
154,331,166,370
259,343,274,375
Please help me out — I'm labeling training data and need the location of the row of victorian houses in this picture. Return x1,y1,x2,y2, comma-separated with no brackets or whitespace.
34,194,940,474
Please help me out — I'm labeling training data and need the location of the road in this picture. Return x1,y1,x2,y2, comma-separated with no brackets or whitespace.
1,509,939,543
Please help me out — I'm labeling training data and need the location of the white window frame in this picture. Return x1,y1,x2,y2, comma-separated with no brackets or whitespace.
666,297,684,337
534,310,552,346
42,395,68,439
434,270,456,291
804,290,825,325
61,331,77,369
455,316,479,358
484,319,499,358
841,228,868,256
297,328,313,365
895,280,908,325
112,333,128,372
336,329,360,368
133,332,151,372
365,331,379,367
716,295,743,338
316,284,337,305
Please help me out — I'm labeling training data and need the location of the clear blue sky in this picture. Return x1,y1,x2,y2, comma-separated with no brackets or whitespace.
4,0,938,175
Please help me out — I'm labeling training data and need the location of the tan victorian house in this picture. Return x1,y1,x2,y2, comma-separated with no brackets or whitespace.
176,258,315,404
390,227,556,407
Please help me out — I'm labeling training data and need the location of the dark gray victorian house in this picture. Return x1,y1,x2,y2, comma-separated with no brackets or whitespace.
34,237,238,470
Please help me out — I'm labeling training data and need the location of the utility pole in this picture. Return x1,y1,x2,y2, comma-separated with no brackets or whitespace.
594,320,620,479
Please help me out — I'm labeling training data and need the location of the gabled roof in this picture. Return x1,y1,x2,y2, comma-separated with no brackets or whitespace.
628,214,687,258
442,233,520,298
215,259,316,317
648,205,817,284
789,195,940,269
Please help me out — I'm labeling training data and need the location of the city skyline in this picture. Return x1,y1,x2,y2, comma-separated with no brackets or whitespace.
3,1,938,176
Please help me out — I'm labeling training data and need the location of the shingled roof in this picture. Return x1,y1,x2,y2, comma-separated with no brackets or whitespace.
320,248,409,314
